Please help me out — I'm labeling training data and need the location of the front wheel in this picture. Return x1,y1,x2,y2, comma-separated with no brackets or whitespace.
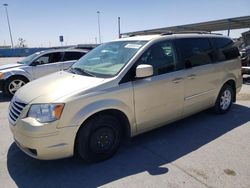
214,84,234,114
4,77,27,97
76,114,122,163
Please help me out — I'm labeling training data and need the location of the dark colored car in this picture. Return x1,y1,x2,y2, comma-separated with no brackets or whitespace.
241,46,250,75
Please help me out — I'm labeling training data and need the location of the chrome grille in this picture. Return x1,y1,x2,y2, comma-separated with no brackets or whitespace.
9,98,27,124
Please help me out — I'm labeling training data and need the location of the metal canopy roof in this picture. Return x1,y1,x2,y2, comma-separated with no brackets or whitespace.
122,16,250,36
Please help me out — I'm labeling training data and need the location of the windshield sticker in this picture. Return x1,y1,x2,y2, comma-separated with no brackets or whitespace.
125,44,142,49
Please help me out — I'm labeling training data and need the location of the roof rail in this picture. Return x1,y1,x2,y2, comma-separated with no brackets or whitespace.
161,30,211,35
123,30,223,38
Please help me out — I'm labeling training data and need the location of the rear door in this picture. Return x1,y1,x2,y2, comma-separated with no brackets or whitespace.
176,37,218,116
61,51,86,69
32,52,63,79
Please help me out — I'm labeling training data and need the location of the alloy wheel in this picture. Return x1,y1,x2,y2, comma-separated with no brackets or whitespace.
8,79,26,95
220,89,232,110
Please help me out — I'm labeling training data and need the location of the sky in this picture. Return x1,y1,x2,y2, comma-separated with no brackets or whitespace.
0,0,249,47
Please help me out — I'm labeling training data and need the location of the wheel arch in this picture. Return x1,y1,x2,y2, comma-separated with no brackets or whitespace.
222,79,236,102
3,68,33,81
82,109,131,139
73,108,132,155
5,74,30,82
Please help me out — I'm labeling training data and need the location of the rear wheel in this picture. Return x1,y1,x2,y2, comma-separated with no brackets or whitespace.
4,77,28,97
76,114,122,163
214,84,234,114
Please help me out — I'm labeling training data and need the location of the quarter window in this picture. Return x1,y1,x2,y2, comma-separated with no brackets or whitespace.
177,38,213,68
212,37,239,61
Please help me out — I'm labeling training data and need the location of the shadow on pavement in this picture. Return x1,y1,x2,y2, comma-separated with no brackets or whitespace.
7,104,250,187
0,92,11,102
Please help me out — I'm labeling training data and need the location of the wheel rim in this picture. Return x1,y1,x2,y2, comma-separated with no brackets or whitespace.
220,89,232,110
89,127,115,154
8,79,26,95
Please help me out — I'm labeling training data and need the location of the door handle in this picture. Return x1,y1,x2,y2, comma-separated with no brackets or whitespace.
187,74,196,79
172,77,183,83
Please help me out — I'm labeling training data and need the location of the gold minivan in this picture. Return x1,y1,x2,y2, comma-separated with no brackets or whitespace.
8,33,242,162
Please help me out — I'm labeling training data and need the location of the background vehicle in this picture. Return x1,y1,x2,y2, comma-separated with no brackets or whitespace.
73,44,99,50
240,46,250,75
9,33,242,162
0,49,88,96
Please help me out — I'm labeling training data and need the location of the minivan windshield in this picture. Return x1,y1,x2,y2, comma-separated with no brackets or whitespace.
18,52,41,65
71,40,148,78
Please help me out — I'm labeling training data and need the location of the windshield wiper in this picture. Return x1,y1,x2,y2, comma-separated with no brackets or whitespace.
70,67,96,77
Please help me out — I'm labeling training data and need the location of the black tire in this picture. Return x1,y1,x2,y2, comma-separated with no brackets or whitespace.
214,84,234,114
4,77,28,97
76,114,122,163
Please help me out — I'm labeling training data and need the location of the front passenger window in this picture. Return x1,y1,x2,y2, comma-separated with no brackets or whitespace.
35,55,50,65
35,52,62,65
137,41,179,76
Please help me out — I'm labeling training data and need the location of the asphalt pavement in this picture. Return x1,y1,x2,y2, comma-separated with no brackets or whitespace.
0,58,250,188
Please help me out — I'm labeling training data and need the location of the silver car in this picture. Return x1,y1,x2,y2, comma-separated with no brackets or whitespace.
0,49,88,96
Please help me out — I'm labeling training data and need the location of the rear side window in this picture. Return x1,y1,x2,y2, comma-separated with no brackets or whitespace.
50,52,62,63
63,52,85,61
212,37,239,61
177,38,213,68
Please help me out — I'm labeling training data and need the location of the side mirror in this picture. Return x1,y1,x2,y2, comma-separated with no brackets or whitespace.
136,64,153,78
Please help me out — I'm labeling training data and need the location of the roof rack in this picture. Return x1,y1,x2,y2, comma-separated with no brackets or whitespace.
162,31,223,36
161,30,211,35
124,30,222,37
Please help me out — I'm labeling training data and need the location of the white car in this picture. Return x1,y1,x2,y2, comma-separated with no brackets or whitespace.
0,49,88,96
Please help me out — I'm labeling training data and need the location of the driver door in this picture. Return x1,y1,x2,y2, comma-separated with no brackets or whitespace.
32,52,63,79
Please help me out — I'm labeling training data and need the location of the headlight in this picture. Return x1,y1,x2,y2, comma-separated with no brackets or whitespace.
0,72,4,79
28,103,64,123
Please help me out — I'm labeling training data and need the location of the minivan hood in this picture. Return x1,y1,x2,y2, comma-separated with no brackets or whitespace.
15,71,105,103
0,63,24,71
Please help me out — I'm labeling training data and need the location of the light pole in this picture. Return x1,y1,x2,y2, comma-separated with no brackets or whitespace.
97,11,101,43
3,4,14,48
118,17,121,38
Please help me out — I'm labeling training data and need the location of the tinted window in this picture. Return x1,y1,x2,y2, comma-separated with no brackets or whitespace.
63,52,85,61
49,52,62,63
212,37,239,61
137,40,181,76
35,52,62,65
177,38,213,68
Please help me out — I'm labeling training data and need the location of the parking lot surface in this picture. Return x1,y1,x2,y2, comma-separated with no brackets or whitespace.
0,58,250,188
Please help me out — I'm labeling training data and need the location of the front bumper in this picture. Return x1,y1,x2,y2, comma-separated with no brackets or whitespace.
9,118,78,160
